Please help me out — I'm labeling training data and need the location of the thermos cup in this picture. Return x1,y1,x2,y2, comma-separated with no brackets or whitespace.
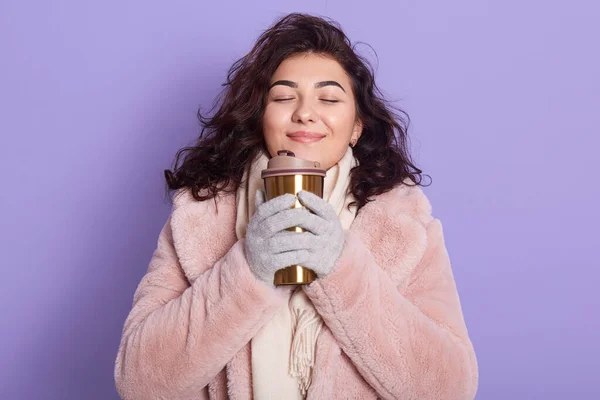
261,150,326,285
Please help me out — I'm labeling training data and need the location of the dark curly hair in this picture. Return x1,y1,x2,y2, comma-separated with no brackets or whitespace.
164,12,428,213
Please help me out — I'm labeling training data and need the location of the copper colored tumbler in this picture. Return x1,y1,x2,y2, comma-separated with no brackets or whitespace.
261,150,326,285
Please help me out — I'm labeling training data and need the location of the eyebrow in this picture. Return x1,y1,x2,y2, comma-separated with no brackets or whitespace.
269,80,346,93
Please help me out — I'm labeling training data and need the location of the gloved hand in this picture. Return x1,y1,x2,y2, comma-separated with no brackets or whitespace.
244,190,316,286
291,190,345,279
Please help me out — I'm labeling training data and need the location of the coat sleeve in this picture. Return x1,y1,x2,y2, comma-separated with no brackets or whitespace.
114,215,287,400
303,218,479,400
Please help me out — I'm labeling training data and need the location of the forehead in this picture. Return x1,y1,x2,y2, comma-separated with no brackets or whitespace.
270,53,350,84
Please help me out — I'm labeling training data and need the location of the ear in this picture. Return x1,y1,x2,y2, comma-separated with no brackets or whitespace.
352,119,363,141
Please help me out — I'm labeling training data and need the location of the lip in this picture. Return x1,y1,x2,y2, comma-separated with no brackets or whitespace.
286,131,326,143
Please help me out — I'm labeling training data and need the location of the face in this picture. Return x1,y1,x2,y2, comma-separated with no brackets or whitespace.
262,53,362,170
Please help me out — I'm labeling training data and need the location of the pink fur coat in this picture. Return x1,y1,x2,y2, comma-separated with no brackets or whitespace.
114,183,479,399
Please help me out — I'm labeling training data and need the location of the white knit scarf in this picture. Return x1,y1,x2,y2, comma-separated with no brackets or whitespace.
235,146,358,399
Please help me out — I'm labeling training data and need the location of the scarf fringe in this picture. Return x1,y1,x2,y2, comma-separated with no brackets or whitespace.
289,298,324,396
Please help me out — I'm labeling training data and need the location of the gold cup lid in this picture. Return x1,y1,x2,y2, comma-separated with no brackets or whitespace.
261,150,326,178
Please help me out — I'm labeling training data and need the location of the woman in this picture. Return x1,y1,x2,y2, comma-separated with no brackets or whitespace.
115,13,479,400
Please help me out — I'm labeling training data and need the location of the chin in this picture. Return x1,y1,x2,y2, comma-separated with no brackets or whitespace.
282,145,320,163
269,141,331,168
295,152,331,170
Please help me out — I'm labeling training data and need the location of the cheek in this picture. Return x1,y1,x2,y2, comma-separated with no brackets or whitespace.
262,106,288,153
322,108,355,137
263,105,289,132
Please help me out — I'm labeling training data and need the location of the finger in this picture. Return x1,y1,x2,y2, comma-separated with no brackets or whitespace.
254,189,266,208
297,190,338,221
271,250,310,269
267,231,320,252
292,212,329,236
260,207,314,237
253,193,297,223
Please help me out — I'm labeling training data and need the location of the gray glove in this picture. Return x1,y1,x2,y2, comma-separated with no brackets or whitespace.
244,190,317,286
292,190,345,278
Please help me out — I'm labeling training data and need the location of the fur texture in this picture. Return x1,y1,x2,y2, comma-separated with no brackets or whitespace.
114,183,479,399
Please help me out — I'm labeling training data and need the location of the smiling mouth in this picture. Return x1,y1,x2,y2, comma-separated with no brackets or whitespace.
286,131,326,143
287,136,325,143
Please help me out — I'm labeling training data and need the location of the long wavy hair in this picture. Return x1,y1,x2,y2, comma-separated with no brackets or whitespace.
164,12,428,213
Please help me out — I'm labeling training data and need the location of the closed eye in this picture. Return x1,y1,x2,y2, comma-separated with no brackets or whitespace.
273,98,295,102
321,99,339,103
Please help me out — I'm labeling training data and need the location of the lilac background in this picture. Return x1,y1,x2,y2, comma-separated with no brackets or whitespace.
1,1,598,399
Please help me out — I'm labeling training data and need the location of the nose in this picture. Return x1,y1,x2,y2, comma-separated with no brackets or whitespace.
291,98,318,124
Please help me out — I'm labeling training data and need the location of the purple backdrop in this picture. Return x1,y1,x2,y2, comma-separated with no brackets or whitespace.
1,1,598,399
